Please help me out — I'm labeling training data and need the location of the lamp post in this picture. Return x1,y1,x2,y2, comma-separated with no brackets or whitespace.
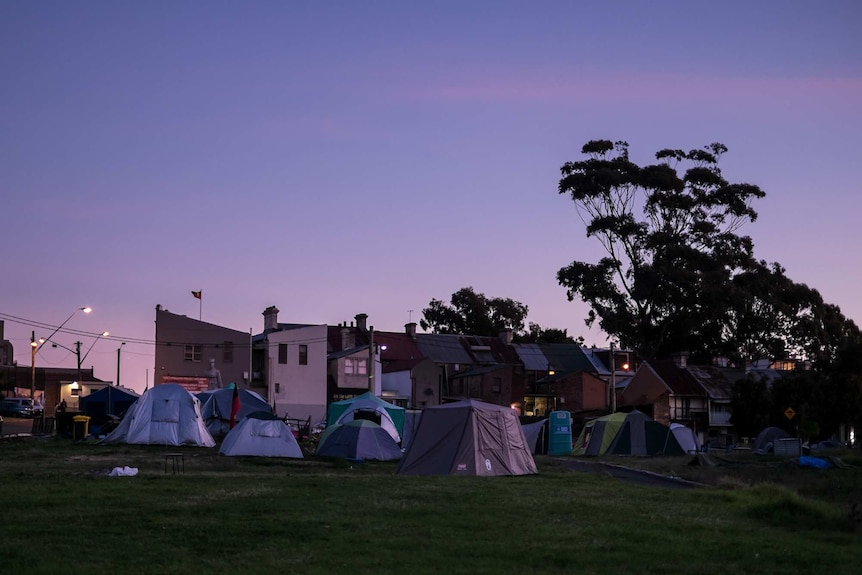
30,307,92,400
609,342,616,414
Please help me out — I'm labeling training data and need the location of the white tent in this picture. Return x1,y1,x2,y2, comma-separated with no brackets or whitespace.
102,384,215,447
219,412,304,458
670,423,699,453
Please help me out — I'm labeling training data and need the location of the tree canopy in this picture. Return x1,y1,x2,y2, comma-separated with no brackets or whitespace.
557,140,858,367
420,287,574,342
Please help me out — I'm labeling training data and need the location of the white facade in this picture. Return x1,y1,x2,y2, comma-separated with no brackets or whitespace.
265,324,328,422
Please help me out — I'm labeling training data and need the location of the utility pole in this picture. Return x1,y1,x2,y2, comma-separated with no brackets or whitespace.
75,341,82,387
368,326,375,393
30,331,37,400
609,341,616,413
116,343,125,387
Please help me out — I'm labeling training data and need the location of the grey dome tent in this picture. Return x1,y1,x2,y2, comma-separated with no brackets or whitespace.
606,410,685,456
753,426,791,454
219,411,303,458
397,400,537,476
316,419,402,461
327,392,405,443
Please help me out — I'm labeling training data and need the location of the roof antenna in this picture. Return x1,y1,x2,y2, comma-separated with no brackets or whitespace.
408,309,414,323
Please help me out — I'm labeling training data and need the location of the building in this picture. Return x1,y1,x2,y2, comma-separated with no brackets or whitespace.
252,306,328,422
154,305,252,393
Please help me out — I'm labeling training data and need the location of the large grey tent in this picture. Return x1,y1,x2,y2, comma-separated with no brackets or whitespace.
606,410,684,456
102,384,215,447
397,400,537,476
753,426,791,454
219,411,304,458
316,419,403,461
199,388,271,438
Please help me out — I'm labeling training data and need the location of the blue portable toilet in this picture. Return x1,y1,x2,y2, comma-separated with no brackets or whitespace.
547,411,573,455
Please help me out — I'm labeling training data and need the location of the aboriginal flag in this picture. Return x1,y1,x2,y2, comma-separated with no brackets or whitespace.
191,291,202,299
229,383,241,429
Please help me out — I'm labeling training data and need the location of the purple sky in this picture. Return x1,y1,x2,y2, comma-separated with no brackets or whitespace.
3,1,860,394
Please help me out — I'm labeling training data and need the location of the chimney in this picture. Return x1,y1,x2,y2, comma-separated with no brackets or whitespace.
341,327,354,350
671,352,689,369
498,328,513,345
263,306,280,333
355,313,368,333
405,322,417,339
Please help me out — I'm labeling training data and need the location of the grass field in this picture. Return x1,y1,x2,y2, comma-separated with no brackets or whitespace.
0,438,859,574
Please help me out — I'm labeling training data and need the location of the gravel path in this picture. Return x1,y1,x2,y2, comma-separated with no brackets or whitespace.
555,458,704,489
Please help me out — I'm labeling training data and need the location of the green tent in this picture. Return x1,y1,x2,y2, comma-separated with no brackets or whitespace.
326,392,405,442
606,410,685,456
572,412,627,456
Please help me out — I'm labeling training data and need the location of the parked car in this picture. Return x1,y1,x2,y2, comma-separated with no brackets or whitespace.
0,398,39,418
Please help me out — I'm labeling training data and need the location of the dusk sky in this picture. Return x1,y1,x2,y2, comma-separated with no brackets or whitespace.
3,1,860,394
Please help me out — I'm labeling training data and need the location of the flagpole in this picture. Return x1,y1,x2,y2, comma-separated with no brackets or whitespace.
199,294,202,321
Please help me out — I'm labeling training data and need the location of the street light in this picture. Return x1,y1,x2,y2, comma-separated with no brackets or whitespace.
30,307,92,401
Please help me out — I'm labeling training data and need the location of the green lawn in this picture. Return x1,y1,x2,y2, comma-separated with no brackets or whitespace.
0,439,859,574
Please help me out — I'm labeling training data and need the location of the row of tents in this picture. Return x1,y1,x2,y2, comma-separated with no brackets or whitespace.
92,384,708,477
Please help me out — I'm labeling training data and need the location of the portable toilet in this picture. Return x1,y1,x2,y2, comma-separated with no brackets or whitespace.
547,411,573,455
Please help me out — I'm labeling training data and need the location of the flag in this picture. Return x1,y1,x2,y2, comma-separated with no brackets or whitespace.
229,382,241,429
191,290,202,299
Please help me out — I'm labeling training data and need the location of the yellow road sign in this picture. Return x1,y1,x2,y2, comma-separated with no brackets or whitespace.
785,407,796,420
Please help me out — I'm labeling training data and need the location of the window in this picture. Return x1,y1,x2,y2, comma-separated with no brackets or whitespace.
299,345,308,365
491,377,502,394
345,358,366,375
278,344,288,364
275,383,280,393
222,341,234,363
184,345,202,362
71,388,80,397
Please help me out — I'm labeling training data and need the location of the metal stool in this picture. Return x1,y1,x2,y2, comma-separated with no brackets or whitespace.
164,452,184,474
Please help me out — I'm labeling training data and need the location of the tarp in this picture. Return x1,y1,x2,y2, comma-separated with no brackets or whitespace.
199,388,271,438
606,410,685,456
572,412,627,456
327,392,405,443
522,419,548,454
101,384,215,447
670,423,699,453
397,400,537,476
219,412,304,458
317,419,403,461
79,386,140,426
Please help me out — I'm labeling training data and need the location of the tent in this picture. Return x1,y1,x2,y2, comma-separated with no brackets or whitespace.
102,384,215,447
326,392,405,443
606,410,684,456
397,400,537,476
219,411,304,458
79,386,139,426
199,388,271,437
572,412,627,456
521,419,548,454
670,423,699,453
316,419,403,461
753,426,791,454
